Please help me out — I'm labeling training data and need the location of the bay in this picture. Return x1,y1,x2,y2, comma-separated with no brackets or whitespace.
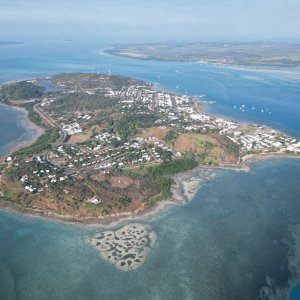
0,105,38,158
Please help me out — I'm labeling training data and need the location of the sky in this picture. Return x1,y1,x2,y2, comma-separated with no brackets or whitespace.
0,0,300,43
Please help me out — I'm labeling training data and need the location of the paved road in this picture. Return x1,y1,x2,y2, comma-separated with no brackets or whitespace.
33,103,68,166
34,103,67,143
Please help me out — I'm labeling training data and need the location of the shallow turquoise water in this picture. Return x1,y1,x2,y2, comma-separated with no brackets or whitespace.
1,40,300,299
1,158,300,299
0,105,37,157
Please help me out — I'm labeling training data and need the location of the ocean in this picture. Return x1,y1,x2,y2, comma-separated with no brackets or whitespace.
1,40,300,299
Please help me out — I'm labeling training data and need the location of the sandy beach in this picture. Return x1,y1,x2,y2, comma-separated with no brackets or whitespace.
229,66,300,77
241,152,300,164
195,62,300,77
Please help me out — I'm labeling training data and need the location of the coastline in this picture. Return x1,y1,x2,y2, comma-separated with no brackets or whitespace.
1,151,298,229
0,104,45,160
0,77,299,229
104,51,300,74
241,152,300,164
0,168,208,228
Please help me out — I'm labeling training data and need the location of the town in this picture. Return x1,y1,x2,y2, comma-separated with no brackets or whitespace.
0,73,299,220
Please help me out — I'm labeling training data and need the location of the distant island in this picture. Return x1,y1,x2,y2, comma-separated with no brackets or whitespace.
105,42,300,67
0,73,299,224
0,41,23,46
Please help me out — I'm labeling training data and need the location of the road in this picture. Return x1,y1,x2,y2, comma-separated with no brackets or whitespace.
33,103,68,165
34,103,67,144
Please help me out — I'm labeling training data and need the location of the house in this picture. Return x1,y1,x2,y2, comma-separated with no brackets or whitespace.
20,174,29,183
90,199,101,204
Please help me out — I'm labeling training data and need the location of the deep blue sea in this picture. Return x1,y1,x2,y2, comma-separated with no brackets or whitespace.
1,40,300,300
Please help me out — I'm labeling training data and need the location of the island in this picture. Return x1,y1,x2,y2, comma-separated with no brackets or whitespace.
0,72,300,224
105,42,300,67
0,41,24,46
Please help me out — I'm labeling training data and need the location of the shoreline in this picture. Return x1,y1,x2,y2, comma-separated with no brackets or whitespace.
0,195,180,229
241,152,300,164
0,104,45,161
0,76,299,229
104,51,300,74
0,160,215,228
1,151,299,229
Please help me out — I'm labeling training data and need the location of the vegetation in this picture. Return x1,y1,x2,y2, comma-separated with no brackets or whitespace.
163,130,179,144
0,163,6,173
6,159,60,182
114,114,158,140
21,103,44,126
155,147,173,162
0,81,44,102
48,92,119,113
148,158,198,177
13,127,59,159
2,72,282,220
106,42,300,67
196,141,215,164
142,158,198,205
51,73,146,90
222,136,241,158
115,197,132,209
119,158,198,207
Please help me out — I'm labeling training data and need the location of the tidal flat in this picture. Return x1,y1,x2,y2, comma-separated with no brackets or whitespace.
87,224,157,271
0,104,43,158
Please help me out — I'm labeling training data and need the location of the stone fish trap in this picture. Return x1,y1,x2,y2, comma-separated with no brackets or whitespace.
87,224,157,271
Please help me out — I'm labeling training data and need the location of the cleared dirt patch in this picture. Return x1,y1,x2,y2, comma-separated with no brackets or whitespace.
67,126,101,144
174,134,236,164
67,132,91,144
91,172,106,182
109,176,134,189
174,134,218,152
141,127,171,139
